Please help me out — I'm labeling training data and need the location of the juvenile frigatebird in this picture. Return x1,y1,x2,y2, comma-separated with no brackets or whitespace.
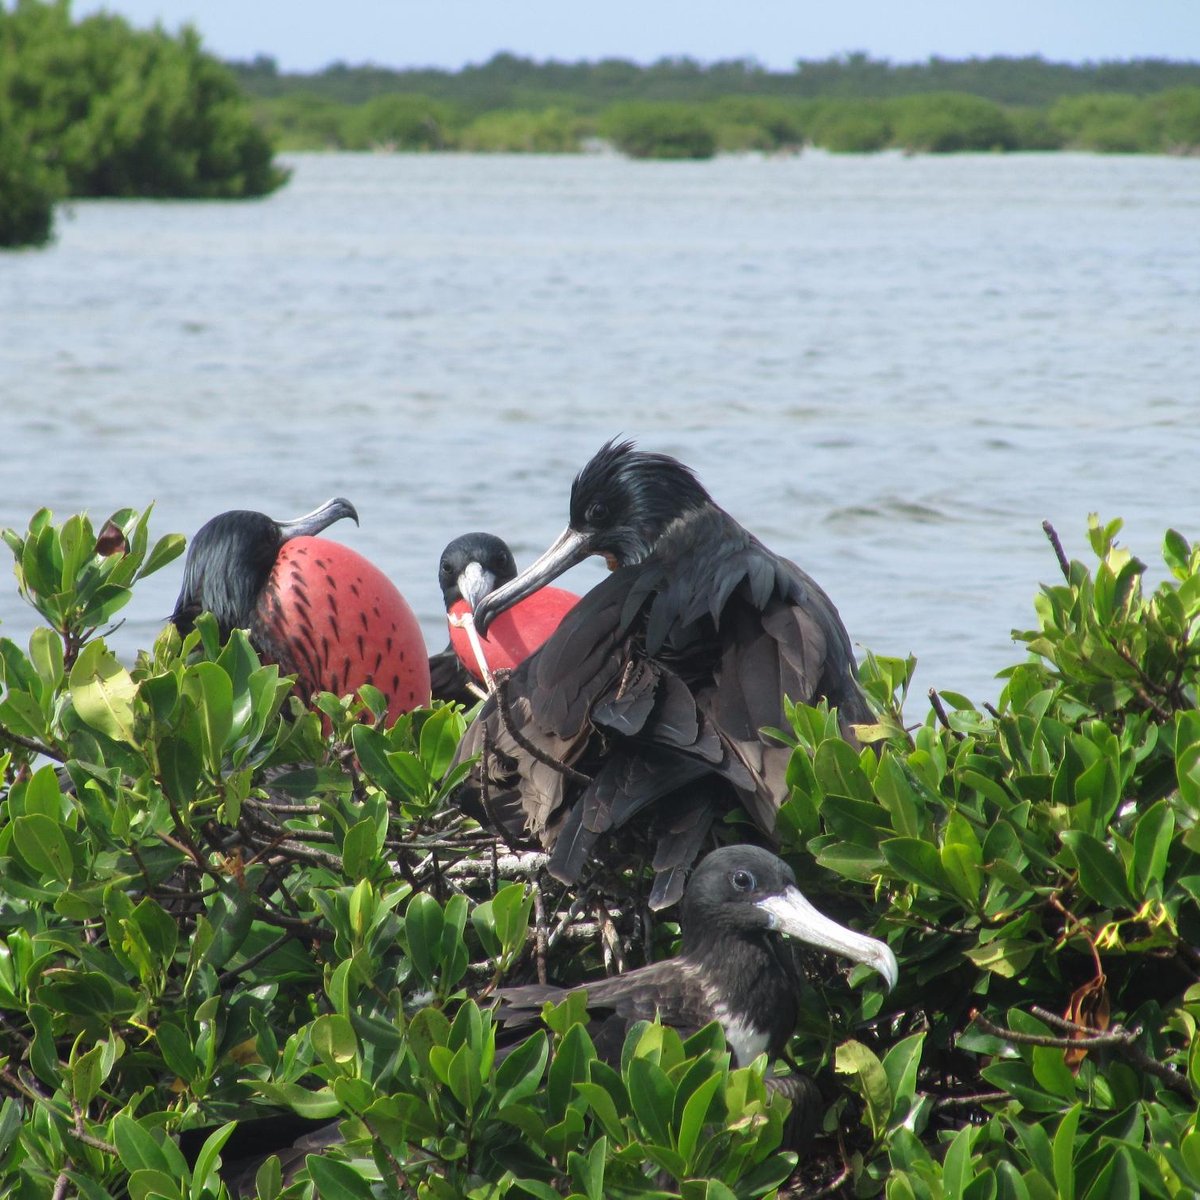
454,440,872,907
497,844,896,1062
180,845,896,1190
429,531,579,706
171,499,431,721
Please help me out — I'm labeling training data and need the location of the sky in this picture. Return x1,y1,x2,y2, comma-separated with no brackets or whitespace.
68,0,1200,73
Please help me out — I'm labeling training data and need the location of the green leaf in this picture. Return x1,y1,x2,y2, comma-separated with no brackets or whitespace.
12,813,75,882
940,812,984,908
495,1030,548,1107
182,661,235,772
881,1031,925,1119
548,1022,595,1122
834,1039,891,1140
305,1153,372,1199
311,1014,358,1074
69,641,138,743
341,819,379,881
881,837,951,893
1060,830,1135,909
814,737,875,802
676,1071,723,1167
419,705,463,779
1131,800,1174,895
405,892,445,986
964,939,1037,979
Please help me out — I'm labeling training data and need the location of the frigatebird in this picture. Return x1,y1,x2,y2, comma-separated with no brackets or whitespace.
429,532,518,705
454,440,871,907
429,531,579,706
497,844,896,1062
171,499,431,721
180,845,896,1190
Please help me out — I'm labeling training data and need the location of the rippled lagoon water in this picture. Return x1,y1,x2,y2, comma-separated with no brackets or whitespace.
2,150,1198,701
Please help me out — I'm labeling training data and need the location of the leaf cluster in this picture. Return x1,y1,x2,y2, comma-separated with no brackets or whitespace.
769,515,1200,1195
0,0,288,248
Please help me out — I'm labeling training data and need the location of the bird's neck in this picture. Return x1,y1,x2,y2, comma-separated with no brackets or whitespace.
686,929,799,1064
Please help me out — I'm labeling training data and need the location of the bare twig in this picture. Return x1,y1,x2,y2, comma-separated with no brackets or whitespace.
972,1008,1192,1099
1042,520,1071,581
933,1090,1008,1109
927,689,963,740
494,672,590,786
0,724,65,762
217,931,294,988
534,885,548,986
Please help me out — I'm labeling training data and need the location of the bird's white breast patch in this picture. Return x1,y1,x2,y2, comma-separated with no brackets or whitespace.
712,1003,770,1065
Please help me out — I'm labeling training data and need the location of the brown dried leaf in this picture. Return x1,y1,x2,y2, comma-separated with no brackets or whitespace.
1064,973,1111,1071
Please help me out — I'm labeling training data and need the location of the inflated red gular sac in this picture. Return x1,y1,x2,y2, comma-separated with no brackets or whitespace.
171,498,430,723
428,531,579,706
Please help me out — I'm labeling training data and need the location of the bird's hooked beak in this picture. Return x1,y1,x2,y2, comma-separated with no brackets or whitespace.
473,526,591,634
757,886,898,991
276,497,359,540
456,562,497,613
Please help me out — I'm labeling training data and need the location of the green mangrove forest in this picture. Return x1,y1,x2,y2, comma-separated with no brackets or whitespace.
237,54,1200,160
3,0,1200,248
2,505,1200,1198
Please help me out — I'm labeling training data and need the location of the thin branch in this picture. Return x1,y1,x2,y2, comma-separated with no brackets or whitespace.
0,724,65,762
928,689,963,740
784,1163,853,1199
217,931,294,988
973,1009,1192,1099
494,671,591,785
933,1090,1008,1109
1042,520,1071,581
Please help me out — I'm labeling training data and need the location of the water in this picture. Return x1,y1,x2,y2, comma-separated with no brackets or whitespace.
2,151,1198,703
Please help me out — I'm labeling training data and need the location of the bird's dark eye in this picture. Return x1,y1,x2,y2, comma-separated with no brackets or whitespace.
585,501,608,524
731,869,755,891
439,560,451,576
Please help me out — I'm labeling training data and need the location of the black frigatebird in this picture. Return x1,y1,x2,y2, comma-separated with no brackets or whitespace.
454,440,872,907
497,844,896,1062
171,499,431,721
429,532,517,705
180,845,896,1190
429,531,579,706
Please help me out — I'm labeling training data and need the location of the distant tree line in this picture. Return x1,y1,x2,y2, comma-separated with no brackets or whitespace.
230,51,1200,159
230,50,1200,112
246,86,1200,159
0,0,287,249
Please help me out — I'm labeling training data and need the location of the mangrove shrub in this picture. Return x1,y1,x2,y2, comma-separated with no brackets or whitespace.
600,101,717,159
0,0,287,246
888,92,1017,152
458,107,585,153
1,507,1199,1197
341,93,459,151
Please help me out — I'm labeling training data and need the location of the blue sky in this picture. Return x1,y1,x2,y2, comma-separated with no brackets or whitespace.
70,0,1199,72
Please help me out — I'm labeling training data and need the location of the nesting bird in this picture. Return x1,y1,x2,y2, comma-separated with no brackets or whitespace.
496,844,896,1064
429,531,578,705
171,499,430,721
454,440,871,907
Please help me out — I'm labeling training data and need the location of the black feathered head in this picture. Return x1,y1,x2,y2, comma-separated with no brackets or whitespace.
437,532,518,610
568,439,712,567
472,440,712,633
171,498,358,637
680,846,898,990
